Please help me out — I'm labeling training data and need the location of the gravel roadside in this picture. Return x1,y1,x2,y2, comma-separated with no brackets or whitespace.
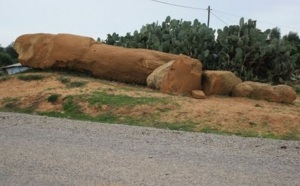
0,112,299,186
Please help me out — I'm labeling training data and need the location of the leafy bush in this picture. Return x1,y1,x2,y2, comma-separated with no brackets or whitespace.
215,18,295,82
295,86,300,95
0,52,14,66
103,16,299,83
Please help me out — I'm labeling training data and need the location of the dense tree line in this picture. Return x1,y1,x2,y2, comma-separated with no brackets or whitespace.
0,43,18,67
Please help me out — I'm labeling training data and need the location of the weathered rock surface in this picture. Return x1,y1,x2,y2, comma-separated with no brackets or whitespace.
202,71,242,96
14,33,180,84
232,81,297,103
146,60,174,89
192,90,206,99
160,56,202,95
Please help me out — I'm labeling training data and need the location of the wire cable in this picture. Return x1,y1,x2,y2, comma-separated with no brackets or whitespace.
210,11,228,26
149,1,299,32
212,9,242,18
213,9,300,30
150,0,207,10
211,10,238,25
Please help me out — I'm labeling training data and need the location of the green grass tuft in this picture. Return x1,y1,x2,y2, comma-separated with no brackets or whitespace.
47,94,60,103
200,126,225,134
156,122,196,131
88,91,166,107
0,76,10,82
57,76,87,88
63,96,81,114
17,74,45,81
57,76,71,84
281,131,299,141
67,81,87,88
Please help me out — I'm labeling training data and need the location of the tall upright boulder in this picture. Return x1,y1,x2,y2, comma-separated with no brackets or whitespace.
14,33,180,85
146,60,174,90
159,55,202,95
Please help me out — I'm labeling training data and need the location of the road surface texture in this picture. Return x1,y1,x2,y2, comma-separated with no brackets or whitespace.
0,112,299,186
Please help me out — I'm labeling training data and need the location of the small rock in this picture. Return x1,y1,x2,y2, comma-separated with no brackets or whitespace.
280,145,287,149
192,90,206,99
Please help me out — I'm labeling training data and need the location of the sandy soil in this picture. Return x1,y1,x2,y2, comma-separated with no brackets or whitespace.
0,72,299,138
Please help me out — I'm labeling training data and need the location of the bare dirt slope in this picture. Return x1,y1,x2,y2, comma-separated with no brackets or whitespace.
0,71,299,140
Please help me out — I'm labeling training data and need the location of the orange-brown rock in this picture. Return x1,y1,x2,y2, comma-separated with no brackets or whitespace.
146,60,174,89
232,81,297,103
192,90,206,99
160,56,202,95
14,33,180,84
202,71,242,96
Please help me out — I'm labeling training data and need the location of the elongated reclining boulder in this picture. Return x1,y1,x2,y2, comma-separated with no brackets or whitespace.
14,33,180,84
232,81,297,103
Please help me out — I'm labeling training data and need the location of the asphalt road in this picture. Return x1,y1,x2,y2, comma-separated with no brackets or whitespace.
0,112,300,186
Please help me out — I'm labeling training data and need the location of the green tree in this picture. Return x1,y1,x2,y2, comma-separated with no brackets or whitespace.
269,27,281,40
0,52,14,66
283,32,300,69
5,43,18,60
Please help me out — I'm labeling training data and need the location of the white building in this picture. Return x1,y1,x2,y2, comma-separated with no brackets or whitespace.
1,63,31,75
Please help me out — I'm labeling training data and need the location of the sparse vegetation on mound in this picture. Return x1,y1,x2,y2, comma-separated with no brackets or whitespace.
0,71,299,140
17,74,45,81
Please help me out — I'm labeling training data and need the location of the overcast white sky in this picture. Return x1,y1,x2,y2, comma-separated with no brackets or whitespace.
1,0,300,46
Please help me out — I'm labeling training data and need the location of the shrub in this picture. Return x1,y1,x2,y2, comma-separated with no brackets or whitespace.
104,16,298,83
47,94,60,103
295,86,300,95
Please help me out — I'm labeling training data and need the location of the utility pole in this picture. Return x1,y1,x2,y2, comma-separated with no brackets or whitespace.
207,5,211,27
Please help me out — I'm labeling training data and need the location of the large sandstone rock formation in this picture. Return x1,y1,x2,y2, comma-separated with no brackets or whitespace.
160,56,202,95
146,60,174,89
147,55,203,95
232,81,297,103
202,71,242,96
14,33,180,84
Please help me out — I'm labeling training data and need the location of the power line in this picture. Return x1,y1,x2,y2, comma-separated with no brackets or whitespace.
212,9,242,18
149,1,300,32
210,11,228,26
211,10,238,25
213,9,300,30
150,0,206,10
256,21,300,30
